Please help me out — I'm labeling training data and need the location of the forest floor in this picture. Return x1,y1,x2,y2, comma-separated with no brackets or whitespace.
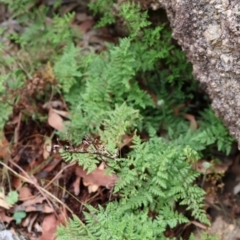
1,1,240,240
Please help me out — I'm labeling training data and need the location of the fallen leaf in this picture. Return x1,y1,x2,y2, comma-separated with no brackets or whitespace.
42,204,54,213
86,162,105,193
12,171,27,189
0,211,13,223
184,113,198,130
196,160,231,174
18,186,33,201
38,214,58,240
51,108,69,118
21,196,45,207
79,19,95,33
42,100,63,109
118,134,134,150
48,108,65,132
57,206,68,226
75,164,118,189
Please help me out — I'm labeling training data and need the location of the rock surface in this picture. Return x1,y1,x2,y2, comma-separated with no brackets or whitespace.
0,224,27,240
149,0,240,147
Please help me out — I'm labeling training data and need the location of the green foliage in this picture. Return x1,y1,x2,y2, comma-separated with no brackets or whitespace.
88,0,116,27
6,190,18,205
0,0,78,132
0,68,24,131
54,43,82,93
0,0,236,239
13,211,27,224
61,103,140,172
58,134,209,239
99,103,140,152
119,2,151,37
0,0,34,17
58,136,209,239
112,136,208,226
9,9,76,50
169,108,235,155
189,232,219,240
196,108,234,154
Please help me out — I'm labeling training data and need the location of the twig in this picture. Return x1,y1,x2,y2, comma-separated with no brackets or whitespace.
0,160,73,215
8,159,57,216
44,162,75,189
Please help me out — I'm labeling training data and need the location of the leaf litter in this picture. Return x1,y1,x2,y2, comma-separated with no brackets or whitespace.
0,38,120,239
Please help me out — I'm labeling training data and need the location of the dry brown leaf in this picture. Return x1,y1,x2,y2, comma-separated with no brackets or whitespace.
38,214,58,240
18,186,33,201
12,175,22,189
75,164,118,189
87,162,105,193
57,206,68,226
79,19,95,33
174,105,198,130
196,160,231,174
21,196,45,207
0,211,13,223
42,204,54,213
48,108,65,132
184,113,198,130
51,108,69,118
118,134,134,149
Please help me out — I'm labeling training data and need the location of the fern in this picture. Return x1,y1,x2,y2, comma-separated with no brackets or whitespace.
0,0,34,17
57,135,209,239
88,0,115,27
54,43,82,93
119,2,151,37
196,108,234,154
